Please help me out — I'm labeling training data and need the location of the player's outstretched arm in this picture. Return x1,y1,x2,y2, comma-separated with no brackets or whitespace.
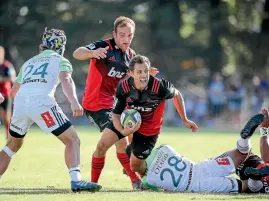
59,72,83,117
73,46,109,60
172,89,198,132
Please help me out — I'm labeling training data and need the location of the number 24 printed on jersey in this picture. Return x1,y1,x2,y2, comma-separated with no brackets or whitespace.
23,63,49,81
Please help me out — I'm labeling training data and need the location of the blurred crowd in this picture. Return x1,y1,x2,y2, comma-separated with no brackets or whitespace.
164,72,269,129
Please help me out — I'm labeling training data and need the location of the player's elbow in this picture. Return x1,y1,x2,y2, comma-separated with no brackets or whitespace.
73,47,88,60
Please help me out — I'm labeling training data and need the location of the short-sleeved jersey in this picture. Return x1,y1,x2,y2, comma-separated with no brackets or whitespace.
15,50,72,98
113,76,176,136
0,60,14,97
82,38,135,111
142,145,193,192
236,154,269,193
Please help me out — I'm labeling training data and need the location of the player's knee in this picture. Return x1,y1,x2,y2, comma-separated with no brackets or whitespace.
130,162,140,172
95,140,110,156
130,155,143,172
65,134,80,148
58,127,80,147
115,138,128,152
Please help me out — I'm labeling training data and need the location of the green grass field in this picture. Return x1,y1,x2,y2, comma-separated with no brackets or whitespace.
0,126,268,201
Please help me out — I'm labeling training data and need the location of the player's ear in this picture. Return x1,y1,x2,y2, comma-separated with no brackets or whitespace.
112,31,116,38
129,70,135,77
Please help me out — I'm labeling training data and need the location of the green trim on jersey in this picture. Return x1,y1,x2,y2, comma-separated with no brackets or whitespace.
15,50,72,84
141,148,159,191
59,58,72,73
16,68,22,84
142,176,159,192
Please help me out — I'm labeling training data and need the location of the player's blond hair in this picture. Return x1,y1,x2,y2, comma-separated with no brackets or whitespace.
114,16,135,32
129,55,150,71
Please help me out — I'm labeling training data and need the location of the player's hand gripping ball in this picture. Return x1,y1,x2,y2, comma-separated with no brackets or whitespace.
120,109,141,128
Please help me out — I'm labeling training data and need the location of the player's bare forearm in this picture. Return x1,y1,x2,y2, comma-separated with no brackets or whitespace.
60,72,79,105
260,136,269,163
10,82,20,101
172,90,187,122
73,47,95,60
112,113,124,134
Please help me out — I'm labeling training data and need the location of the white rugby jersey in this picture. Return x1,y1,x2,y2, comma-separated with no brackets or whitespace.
15,50,72,98
142,145,194,192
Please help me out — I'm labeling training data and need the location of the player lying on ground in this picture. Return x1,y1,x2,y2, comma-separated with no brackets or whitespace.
236,108,269,193
0,28,101,192
141,112,265,193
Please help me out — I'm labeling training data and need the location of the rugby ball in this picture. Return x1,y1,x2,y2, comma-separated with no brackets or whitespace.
120,109,141,128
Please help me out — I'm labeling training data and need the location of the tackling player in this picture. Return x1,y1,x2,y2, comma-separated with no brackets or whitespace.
236,108,269,193
141,113,265,193
0,46,16,138
0,28,101,192
92,54,198,182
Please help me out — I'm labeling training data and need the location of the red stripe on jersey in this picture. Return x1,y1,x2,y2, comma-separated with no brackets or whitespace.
125,80,130,92
155,80,160,93
122,80,128,93
152,78,160,93
152,79,156,93
104,39,113,49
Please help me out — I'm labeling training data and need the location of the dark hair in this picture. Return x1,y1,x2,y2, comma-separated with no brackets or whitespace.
129,55,150,71
39,44,49,52
114,16,135,32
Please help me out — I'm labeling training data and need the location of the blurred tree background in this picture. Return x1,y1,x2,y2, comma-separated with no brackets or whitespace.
1,0,269,84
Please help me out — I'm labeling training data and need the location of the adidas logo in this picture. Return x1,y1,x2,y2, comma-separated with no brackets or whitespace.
109,56,116,61
142,149,150,154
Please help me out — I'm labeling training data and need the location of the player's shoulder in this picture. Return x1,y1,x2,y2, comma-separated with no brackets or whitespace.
148,76,163,94
86,38,111,50
127,47,136,57
119,76,132,94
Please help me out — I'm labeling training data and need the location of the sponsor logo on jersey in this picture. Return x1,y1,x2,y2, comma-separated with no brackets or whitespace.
262,177,269,193
107,67,125,78
151,150,169,174
131,105,153,112
22,78,47,84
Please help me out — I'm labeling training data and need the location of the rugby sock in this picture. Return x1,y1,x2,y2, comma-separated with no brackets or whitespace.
91,156,105,183
69,167,81,182
237,137,251,154
260,127,268,137
117,152,140,182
